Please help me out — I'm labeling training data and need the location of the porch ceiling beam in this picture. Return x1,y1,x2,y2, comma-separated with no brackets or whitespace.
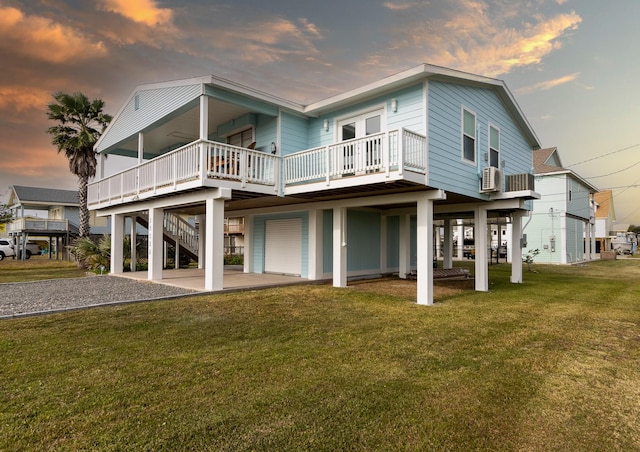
434,198,528,215
229,189,447,217
95,188,232,217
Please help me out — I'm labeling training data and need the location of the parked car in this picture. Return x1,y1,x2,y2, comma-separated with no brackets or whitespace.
0,238,15,260
19,241,42,259
0,238,41,260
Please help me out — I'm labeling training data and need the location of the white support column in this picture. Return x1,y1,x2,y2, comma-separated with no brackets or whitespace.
196,214,205,269
443,219,453,269
110,213,125,274
163,241,168,269
333,207,347,287
380,215,388,274
99,153,106,179
205,197,225,291
510,212,523,283
130,216,137,272
308,209,324,280
243,214,254,273
200,95,209,140
456,219,464,260
398,214,411,279
474,207,489,292
589,222,596,260
148,207,164,281
174,241,180,269
137,132,144,164
416,195,434,305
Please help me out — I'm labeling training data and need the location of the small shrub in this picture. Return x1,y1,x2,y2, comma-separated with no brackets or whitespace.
523,248,540,272
224,254,244,265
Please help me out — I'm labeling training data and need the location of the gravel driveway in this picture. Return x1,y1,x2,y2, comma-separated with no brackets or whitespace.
0,276,198,318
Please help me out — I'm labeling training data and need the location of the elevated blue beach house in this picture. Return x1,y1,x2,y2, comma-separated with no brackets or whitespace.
89,64,540,304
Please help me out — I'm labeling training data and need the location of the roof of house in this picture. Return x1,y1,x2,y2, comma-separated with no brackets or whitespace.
594,190,615,219
97,63,541,154
533,147,598,192
533,147,564,174
9,185,79,207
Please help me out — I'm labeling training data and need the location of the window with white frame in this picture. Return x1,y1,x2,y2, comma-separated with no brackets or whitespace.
489,125,500,168
462,108,476,163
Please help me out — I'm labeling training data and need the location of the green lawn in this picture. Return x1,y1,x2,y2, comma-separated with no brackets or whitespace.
0,258,87,282
1,260,639,450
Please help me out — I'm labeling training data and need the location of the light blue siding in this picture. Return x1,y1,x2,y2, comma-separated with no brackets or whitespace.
566,176,592,220
386,84,425,135
255,114,277,153
386,215,399,268
323,209,333,273
410,216,417,266
252,212,309,277
205,86,279,116
322,209,382,273
281,112,309,156
347,210,381,271
566,217,584,263
309,84,425,149
428,80,533,198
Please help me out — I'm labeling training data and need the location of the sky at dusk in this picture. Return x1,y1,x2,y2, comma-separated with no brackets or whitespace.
1,0,639,223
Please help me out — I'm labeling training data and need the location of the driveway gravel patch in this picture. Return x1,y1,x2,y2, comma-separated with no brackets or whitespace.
0,275,198,318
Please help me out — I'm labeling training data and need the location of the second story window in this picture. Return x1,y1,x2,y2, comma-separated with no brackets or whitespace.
462,108,476,163
489,125,500,168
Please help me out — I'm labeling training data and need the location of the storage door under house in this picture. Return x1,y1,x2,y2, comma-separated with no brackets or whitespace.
264,218,302,276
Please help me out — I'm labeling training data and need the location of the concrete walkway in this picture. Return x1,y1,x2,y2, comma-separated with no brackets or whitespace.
115,266,314,292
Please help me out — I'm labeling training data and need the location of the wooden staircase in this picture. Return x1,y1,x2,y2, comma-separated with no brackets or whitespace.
135,212,199,262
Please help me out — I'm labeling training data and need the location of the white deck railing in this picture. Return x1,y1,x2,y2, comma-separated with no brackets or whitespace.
88,140,278,206
88,129,426,206
283,128,426,185
164,212,199,254
7,217,70,233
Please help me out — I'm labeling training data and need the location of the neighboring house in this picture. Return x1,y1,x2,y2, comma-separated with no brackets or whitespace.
515,147,598,264
593,190,616,253
5,185,114,258
224,216,245,255
89,64,542,305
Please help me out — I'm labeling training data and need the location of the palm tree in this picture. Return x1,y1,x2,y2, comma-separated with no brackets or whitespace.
46,92,112,237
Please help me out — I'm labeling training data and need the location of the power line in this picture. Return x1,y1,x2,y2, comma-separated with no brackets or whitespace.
566,143,640,167
584,159,640,178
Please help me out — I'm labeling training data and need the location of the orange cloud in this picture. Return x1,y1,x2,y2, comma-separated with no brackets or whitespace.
427,10,582,76
516,72,581,95
383,1,422,10
199,17,324,65
368,3,582,78
0,6,107,63
98,0,173,26
0,86,51,114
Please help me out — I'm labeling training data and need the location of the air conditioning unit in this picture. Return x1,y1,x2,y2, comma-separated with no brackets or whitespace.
481,166,502,192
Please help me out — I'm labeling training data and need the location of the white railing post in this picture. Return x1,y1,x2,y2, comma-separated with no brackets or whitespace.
385,131,390,178
173,152,177,188
326,146,331,186
398,129,405,176
200,141,207,184
241,150,247,188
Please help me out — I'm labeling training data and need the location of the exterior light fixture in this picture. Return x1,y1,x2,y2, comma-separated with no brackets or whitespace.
391,98,397,112
323,119,329,131
271,142,277,154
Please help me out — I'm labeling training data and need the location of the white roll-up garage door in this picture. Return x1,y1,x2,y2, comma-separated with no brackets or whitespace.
265,218,302,275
